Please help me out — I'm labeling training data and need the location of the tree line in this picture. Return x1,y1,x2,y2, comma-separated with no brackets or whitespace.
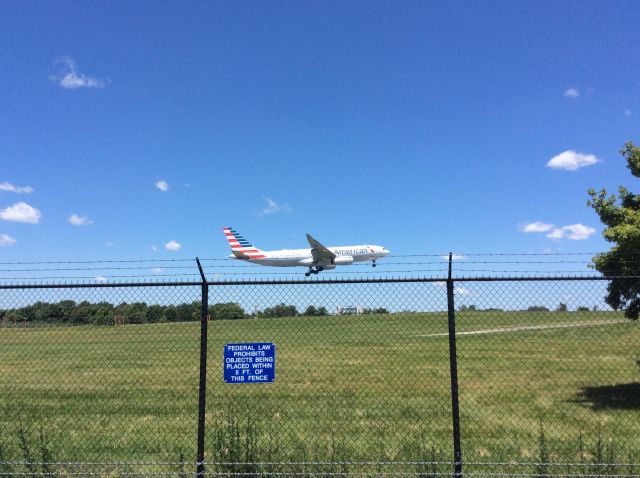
0,301,376,326
0,300,203,325
459,303,600,312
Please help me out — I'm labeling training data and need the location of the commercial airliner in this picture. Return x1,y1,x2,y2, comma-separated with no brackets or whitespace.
223,227,390,276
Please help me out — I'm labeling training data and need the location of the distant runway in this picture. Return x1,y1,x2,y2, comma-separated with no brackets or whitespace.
416,319,627,338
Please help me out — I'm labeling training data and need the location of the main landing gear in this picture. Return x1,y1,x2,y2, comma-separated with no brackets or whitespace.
305,266,324,277
372,260,377,267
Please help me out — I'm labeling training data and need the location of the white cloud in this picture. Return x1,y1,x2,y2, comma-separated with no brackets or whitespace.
150,267,164,274
430,282,470,295
155,180,169,192
151,245,159,252
263,197,279,214
0,234,17,247
0,182,34,194
546,224,595,241
68,214,93,226
0,202,41,224
441,254,466,260
624,108,632,117
522,220,595,241
521,221,555,233
165,240,181,251
262,197,292,215
106,241,114,247
50,56,106,89
564,88,580,98
546,150,601,171
94,276,107,282
546,228,565,240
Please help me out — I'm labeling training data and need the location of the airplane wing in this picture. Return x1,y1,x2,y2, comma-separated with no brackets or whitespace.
306,234,336,266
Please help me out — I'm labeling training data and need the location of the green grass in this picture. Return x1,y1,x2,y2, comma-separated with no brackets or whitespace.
1,310,639,470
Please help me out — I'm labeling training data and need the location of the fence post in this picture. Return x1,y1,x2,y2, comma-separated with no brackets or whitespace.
447,252,463,478
195,258,209,478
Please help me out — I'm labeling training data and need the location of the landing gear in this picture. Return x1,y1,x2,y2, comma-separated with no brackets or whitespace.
372,260,377,268
305,266,324,277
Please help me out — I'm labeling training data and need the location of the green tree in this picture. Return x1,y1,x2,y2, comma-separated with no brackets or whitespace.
588,141,640,319
303,305,317,316
147,304,166,323
42,302,65,322
91,302,114,325
556,303,568,312
17,304,37,322
58,300,76,322
32,302,51,322
128,302,149,324
261,303,298,318
115,302,149,324
301,305,329,316
164,305,178,322
175,302,198,322
70,301,94,324
210,303,246,321
5,310,24,324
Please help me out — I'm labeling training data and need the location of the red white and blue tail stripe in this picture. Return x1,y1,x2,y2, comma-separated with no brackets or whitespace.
223,227,266,259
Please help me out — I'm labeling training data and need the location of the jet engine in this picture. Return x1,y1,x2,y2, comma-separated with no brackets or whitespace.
333,256,354,265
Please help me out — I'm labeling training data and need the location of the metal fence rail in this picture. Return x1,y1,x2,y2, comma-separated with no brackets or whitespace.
1,271,638,478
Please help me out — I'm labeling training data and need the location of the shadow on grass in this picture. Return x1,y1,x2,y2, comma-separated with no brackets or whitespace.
572,382,640,410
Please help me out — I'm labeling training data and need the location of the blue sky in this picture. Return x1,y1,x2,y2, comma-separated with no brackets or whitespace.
0,1,639,279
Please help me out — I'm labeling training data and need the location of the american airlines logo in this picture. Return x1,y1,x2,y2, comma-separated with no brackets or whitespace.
336,248,369,256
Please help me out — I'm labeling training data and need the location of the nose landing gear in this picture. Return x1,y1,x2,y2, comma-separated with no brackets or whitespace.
372,260,377,268
305,266,324,277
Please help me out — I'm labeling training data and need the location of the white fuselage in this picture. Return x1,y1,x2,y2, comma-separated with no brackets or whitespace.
231,245,390,268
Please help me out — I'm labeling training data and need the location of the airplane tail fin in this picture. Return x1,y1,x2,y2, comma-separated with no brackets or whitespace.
223,227,266,259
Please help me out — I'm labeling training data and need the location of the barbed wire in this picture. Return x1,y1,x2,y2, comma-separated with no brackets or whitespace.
4,251,640,282
0,272,624,284
0,266,200,272
0,270,629,281
0,260,626,272
0,270,616,281
0,274,202,281
0,259,196,266
1,251,634,267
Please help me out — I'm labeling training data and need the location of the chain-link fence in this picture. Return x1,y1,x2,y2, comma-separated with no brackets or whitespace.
0,276,638,478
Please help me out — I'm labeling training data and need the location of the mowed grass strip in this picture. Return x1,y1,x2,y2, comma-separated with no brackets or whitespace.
0,311,638,464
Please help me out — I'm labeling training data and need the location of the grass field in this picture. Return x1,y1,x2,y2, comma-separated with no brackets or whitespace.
1,310,639,473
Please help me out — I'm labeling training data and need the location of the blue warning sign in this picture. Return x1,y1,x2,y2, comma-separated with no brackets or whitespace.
224,343,276,383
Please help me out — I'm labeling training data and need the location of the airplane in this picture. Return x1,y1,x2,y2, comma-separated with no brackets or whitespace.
223,227,390,276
